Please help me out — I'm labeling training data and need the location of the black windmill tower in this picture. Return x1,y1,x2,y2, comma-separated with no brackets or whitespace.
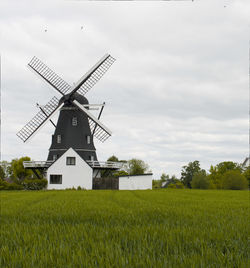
17,54,115,164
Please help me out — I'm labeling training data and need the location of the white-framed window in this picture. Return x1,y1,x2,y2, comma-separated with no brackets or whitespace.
57,135,61,143
66,157,76,165
86,135,91,144
53,155,58,161
50,174,62,184
89,155,94,161
72,117,77,126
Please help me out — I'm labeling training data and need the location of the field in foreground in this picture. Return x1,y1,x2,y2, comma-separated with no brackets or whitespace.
0,190,249,267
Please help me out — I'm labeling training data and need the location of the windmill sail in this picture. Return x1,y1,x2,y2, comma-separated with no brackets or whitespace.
28,56,71,95
17,96,61,142
76,54,116,96
88,118,111,142
73,100,112,142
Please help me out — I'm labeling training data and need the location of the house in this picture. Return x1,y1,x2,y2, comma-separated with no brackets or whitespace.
46,148,93,190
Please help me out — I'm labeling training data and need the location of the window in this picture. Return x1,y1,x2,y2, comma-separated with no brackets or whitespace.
57,135,61,143
86,135,91,144
53,155,58,161
72,117,77,126
50,175,62,184
89,155,94,161
66,157,76,165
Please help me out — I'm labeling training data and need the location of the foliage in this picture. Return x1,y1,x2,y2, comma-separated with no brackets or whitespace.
191,170,210,189
152,180,162,189
168,181,185,189
107,155,119,162
181,160,201,188
242,167,250,188
113,170,129,177
0,161,12,178
1,190,248,267
0,179,24,190
22,179,48,190
0,166,5,179
10,157,33,180
126,158,149,175
209,161,244,189
221,170,248,190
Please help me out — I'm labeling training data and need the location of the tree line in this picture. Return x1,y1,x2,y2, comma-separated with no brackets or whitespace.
0,156,249,190
157,160,249,190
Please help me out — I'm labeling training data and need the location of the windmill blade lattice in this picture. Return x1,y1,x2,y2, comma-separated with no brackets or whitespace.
77,55,116,96
17,96,60,142
28,57,71,95
88,118,111,142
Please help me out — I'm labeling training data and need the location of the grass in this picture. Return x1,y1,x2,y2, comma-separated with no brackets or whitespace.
0,189,249,267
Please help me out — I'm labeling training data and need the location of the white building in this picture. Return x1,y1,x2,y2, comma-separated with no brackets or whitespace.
24,147,153,190
46,148,93,190
119,174,153,190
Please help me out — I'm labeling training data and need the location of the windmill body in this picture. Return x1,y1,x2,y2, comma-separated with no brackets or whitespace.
47,93,97,162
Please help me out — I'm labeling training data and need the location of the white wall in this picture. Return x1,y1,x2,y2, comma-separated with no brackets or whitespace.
46,148,93,190
119,174,153,190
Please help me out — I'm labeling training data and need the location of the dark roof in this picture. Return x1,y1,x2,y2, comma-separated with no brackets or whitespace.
119,173,153,177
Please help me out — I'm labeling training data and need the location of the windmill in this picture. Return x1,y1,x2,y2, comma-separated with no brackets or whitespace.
17,54,115,163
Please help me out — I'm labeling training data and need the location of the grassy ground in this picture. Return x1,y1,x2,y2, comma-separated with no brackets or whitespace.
0,189,249,267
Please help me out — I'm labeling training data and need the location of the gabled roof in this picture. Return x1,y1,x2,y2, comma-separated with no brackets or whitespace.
48,147,91,168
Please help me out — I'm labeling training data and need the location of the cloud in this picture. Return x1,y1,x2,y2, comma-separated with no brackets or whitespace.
1,0,249,179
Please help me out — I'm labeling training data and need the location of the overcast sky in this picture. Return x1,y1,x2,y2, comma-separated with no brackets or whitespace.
0,0,249,179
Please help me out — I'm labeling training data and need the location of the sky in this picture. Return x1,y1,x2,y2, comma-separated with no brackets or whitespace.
0,0,249,179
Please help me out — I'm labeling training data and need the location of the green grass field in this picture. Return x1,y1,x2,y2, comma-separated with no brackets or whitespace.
1,190,249,267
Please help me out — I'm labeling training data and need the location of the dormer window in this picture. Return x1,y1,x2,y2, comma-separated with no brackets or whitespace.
57,135,61,143
72,117,77,126
86,135,91,144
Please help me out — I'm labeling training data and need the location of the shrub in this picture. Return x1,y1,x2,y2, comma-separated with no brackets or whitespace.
113,170,129,177
191,171,210,189
222,170,248,190
0,179,24,190
77,186,82,190
22,178,48,190
168,181,184,189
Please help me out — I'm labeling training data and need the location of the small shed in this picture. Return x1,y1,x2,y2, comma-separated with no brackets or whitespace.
118,174,153,190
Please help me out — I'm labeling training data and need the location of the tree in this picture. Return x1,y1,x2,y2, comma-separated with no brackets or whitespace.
243,167,250,188
0,161,12,178
0,166,5,179
221,170,248,190
181,161,201,188
126,159,149,175
107,155,119,162
208,161,243,189
11,157,33,180
191,170,209,189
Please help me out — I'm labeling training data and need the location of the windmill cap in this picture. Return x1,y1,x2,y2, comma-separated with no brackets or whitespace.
59,92,89,106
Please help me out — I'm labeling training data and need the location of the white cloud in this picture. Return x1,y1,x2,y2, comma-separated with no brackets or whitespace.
0,0,249,179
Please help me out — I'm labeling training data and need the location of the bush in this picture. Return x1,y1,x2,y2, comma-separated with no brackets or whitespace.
191,171,210,189
168,181,184,189
152,180,162,189
0,179,24,190
222,170,248,190
113,170,129,177
22,178,47,190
